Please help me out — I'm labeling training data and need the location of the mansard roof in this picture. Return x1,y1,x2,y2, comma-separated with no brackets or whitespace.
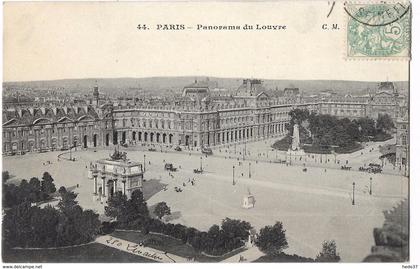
378,82,395,92
2,105,100,127
236,79,266,97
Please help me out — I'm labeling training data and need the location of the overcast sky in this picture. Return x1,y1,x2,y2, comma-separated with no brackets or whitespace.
3,1,409,82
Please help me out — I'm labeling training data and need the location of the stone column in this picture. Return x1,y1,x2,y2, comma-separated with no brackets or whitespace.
93,175,98,195
102,176,106,197
122,179,126,196
113,178,117,194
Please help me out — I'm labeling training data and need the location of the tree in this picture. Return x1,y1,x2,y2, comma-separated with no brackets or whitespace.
2,171,10,182
356,117,376,140
106,190,150,229
221,218,252,241
41,172,56,195
3,183,21,208
105,191,128,222
57,189,78,214
58,186,67,196
75,209,101,243
29,205,60,247
126,189,150,226
28,177,42,202
256,221,288,255
154,202,171,219
2,202,33,248
315,240,341,262
376,113,395,133
289,109,310,125
3,181,100,249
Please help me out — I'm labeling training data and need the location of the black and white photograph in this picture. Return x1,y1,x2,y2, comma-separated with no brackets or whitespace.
1,1,417,266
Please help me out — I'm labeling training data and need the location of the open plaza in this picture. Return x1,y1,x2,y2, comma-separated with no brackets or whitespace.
2,138,408,262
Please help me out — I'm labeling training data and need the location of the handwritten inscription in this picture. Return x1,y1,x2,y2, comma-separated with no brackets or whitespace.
98,236,175,262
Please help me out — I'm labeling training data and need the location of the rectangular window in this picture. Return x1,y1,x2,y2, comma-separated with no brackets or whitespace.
402,135,407,145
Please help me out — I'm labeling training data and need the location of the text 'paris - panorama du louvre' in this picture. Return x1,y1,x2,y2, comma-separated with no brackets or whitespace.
137,24,287,31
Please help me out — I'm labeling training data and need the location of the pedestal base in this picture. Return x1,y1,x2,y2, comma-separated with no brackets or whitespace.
287,149,306,156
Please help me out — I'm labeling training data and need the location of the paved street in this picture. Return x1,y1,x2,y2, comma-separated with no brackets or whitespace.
3,139,408,262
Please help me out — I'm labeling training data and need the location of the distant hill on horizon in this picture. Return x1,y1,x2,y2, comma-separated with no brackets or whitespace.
3,76,409,96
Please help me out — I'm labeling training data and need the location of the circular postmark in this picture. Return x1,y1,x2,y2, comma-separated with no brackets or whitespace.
345,2,411,57
344,2,410,27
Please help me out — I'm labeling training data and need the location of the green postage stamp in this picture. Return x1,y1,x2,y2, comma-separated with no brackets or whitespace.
344,1,411,59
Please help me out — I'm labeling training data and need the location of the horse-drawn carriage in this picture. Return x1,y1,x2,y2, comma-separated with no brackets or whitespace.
164,163,177,172
193,168,203,174
359,163,382,174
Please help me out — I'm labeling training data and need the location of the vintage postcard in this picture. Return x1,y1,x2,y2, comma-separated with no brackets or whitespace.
1,0,412,265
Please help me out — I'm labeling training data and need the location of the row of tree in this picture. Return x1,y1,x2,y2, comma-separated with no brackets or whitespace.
105,190,340,260
2,171,341,261
104,190,252,255
277,109,394,153
254,221,340,262
3,172,57,208
3,186,101,248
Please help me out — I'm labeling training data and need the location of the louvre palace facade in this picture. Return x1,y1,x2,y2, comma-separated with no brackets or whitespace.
2,80,408,156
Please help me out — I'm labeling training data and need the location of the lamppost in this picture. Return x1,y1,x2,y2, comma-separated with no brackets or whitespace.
143,154,146,173
369,177,372,195
232,165,235,185
248,162,251,178
352,182,355,205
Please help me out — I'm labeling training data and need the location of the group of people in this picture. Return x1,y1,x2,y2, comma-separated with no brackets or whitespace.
42,160,53,166
176,178,197,193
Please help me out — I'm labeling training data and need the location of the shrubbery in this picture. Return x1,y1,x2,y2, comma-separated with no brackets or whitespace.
315,240,341,262
154,201,171,219
2,172,57,208
255,221,288,255
145,217,252,256
2,171,10,182
273,109,395,153
372,132,393,142
3,186,100,248
105,192,253,256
